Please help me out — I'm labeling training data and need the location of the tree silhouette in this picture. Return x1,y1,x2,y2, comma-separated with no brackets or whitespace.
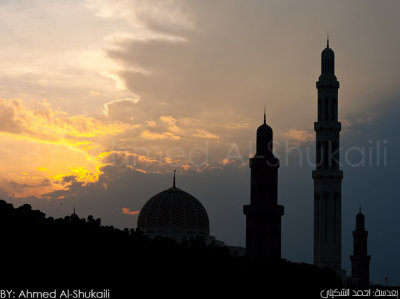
0,200,340,297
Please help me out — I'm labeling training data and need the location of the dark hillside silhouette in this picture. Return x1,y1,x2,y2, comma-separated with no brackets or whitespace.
0,200,340,297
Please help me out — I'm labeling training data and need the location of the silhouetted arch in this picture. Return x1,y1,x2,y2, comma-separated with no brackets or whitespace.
332,98,337,120
315,192,320,238
317,142,322,168
325,193,329,241
318,98,322,121
323,141,329,169
324,98,329,120
332,141,338,168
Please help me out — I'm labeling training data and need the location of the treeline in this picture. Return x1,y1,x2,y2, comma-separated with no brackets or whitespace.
0,200,341,297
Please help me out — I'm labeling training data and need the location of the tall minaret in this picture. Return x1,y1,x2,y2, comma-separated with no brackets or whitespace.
350,209,371,287
243,111,284,259
312,39,343,273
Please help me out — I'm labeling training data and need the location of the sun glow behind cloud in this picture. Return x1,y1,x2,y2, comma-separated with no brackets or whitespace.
0,98,132,198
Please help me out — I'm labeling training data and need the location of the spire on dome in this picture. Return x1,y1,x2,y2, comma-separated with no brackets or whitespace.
173,169,176,188
70,202,79,221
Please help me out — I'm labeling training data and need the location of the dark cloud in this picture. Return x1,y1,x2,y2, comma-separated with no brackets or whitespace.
105,0,400,138
104,98,139,122
7,177,51,189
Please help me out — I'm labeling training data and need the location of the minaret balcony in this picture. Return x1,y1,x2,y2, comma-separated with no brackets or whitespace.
249,156,279,168
314,121,341,132
312,169,343,180
316,78,339,89
243,204,284,216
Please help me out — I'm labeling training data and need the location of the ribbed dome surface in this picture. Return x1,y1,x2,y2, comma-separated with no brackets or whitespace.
137,186,209,236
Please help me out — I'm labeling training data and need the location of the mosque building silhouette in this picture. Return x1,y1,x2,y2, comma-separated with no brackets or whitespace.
136,40,371,286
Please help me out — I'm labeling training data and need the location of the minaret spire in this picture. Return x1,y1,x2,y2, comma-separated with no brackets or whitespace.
327,33,330,48
264,105,266,124
173,169,176,188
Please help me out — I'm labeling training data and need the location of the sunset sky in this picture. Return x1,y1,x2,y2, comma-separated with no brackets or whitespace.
1,0,399,285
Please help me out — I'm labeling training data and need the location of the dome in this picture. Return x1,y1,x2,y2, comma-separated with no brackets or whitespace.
356,210,365,230
137,185,210,239
257,122,273,137
256,114,273,156
322,47,334,57
321,39,335,76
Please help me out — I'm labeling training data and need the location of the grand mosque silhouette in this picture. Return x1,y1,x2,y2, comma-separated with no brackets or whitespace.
136,40,371,287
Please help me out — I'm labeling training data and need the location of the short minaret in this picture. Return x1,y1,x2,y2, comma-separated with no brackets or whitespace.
243,110,284,259
312,39,343,274
350,209,371,287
